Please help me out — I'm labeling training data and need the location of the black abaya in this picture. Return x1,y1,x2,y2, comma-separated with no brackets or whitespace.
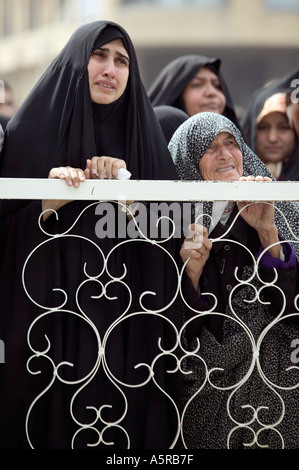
0,21,182,449
153,105,189,144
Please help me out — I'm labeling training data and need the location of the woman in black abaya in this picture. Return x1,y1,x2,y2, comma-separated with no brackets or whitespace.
0,21,182,449
148,54,241,143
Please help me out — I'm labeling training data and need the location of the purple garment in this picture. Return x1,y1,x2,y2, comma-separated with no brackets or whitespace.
257,242,297,270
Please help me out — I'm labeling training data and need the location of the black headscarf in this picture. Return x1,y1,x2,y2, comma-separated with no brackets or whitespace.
0,113,10,131
0,21,178,184
154,105,189,144
148,54,240,128
241,67,299,181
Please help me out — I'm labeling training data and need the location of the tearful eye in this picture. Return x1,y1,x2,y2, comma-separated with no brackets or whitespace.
91,51,106,60
116,58,129,66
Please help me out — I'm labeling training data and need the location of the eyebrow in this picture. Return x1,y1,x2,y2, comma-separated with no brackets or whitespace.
97,47,130,63
223,135,236,141
192,76,221,85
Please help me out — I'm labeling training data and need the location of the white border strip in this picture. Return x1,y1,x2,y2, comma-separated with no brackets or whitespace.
0,178,298,201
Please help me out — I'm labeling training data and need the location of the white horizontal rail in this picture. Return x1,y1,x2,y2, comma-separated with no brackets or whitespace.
0,178,298,201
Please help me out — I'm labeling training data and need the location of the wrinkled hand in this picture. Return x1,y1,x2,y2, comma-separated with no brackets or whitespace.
237,175,281,258
180,223,212,290
237,175,275,231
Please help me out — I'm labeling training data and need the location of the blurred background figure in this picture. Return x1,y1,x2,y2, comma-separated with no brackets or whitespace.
0,79,16,118
147,54,241,144
0,79,16,131
242,67,299,181
0,122,4,152
148,54,240,129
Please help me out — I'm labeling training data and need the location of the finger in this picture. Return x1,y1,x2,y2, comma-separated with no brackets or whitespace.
85,159,93,177
97,157,107,179
202,237,213,252
239,175,254,181
254,176,272,181
48,168,60,179
181,246,202,260
187,223,206,239
68,168,85,187
67,168,80,187
89,156,100,178
49,167,67,179
184,240,203,250
111,159,126,179
84,168,91,179
104,158,114,179
58,167,73,185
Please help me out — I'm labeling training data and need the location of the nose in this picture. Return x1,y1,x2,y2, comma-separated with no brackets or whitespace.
268,127,278,142
102,57,116,78
204,80,216,96
216,143,232,159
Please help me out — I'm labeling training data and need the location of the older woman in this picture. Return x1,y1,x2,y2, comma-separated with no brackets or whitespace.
0,21,180,449
169,112,299,449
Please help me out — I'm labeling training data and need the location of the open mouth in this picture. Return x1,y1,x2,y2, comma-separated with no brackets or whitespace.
216,166,234,172
96,82,115,89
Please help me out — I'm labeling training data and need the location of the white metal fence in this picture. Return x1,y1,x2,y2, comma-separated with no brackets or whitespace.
1,178,299,449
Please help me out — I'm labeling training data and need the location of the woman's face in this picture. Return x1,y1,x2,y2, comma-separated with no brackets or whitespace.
256,112,296,164
199,132,243,181
182,66,226,116
88,38,130,105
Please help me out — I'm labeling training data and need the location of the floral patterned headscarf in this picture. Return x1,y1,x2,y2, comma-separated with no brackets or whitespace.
168,112,274,181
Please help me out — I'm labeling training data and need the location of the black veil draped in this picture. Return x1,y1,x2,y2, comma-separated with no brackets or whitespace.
153,105,189,145
0,21,182,449
147,54,240,128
